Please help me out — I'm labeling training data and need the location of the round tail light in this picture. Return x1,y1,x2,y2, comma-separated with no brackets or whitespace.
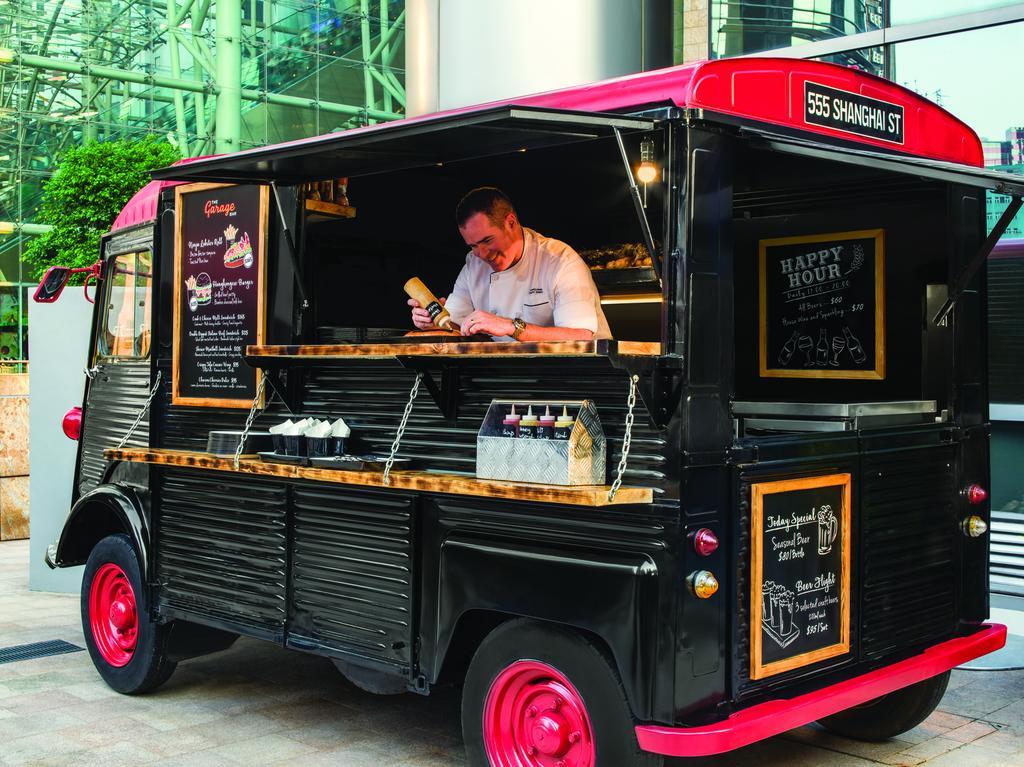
62,407,82,441
689,570,719,599
692,528,720,557
966,484,988,505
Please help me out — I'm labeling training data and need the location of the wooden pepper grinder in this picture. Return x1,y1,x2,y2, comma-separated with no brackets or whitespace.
404,277,460,332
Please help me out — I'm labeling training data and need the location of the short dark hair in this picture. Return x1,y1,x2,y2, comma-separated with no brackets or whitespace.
456,187,516,228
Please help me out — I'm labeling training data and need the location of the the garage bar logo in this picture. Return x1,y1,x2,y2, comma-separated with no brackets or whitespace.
804,81,904,145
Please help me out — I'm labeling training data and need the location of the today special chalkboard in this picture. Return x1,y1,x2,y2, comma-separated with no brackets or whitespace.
759,229,885,380
750,473,851,680
173,183,268,407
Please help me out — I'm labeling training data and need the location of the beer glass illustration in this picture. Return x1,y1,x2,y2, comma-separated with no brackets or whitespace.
777,591,795,636
817,504,838,555
762,579,776,626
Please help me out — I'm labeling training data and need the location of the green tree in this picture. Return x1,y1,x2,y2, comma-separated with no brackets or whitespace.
23,136,180,281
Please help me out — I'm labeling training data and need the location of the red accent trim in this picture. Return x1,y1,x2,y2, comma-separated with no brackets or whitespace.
89,563,138,667
484,659,595,767
635,623,1006,757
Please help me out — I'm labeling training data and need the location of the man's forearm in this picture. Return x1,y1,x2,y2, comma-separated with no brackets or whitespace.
516,322,594,342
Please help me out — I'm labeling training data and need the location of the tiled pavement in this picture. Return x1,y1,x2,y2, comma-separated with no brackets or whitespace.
2,538,1024,766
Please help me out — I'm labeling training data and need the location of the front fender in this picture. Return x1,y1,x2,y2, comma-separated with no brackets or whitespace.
434,537,660,720
48,483,150,576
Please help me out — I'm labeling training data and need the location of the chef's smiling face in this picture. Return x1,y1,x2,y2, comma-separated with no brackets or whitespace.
459,211,522,272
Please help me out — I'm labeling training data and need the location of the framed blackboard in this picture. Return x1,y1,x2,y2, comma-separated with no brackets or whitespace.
173,183,269,407
750,473,851,680
759,229,885,380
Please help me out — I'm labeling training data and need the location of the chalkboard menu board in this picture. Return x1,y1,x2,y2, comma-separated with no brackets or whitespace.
750,473,851,680
173,183,268,407
759,229,885,380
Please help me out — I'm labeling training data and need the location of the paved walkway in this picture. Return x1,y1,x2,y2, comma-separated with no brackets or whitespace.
2,539,1023,766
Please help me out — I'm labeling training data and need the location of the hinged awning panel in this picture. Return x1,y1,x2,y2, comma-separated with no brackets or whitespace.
744,128,1024,197
152,106,659,185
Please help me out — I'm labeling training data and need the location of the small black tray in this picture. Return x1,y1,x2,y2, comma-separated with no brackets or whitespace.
258,451,309,466
308,454,414,471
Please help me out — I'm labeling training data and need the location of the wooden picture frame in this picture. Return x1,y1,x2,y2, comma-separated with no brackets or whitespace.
759,229,885,380
172,182,268,408
750,473,852,680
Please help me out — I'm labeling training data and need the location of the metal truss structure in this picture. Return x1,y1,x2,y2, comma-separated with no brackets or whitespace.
0,0,406,285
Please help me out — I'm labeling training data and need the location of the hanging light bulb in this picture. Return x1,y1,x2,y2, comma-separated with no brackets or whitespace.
636,136,658,184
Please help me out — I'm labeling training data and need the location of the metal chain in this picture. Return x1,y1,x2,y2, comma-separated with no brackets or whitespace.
116,371,163,449
234,375,269,469
383,372,423,486
608,374,640,502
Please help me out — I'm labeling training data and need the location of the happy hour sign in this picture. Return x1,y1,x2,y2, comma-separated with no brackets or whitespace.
173,183,268,407
759,229,885,380
750,474,851,680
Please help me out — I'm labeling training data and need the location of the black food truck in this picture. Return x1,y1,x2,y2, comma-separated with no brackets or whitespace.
36,58,1020,766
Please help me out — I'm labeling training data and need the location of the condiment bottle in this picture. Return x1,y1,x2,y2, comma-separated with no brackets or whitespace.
501,404,521,438
403,276,459,332
553,406,575,440
537,406,556,440
518,406,539,439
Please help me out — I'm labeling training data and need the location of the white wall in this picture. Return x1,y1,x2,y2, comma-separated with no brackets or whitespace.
28,291,93,593
407,0,650,115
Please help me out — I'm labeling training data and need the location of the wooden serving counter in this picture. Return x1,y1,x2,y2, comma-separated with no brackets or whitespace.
245,339,660,362
106,448,654,508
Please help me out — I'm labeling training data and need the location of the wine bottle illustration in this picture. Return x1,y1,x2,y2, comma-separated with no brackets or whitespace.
843,326,867,364
830,333,847,366
815,329,829,366
778,330,799,366
798,335,814,366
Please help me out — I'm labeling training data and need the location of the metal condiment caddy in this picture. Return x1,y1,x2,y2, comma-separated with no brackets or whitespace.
476,399,606,486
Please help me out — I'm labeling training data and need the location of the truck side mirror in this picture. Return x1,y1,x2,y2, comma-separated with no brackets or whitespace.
33,266,72,303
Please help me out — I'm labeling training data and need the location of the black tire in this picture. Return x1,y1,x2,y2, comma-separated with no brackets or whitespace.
462,618,662,767
81,533,176,694
818,670,950,741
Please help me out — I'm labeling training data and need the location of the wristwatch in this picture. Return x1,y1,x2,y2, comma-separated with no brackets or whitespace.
511,317,527,341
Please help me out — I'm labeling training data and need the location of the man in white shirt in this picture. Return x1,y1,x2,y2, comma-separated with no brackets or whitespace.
408,187,611,341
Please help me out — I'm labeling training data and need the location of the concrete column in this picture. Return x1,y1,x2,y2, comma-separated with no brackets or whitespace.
406,0,439,117
28,292,92,593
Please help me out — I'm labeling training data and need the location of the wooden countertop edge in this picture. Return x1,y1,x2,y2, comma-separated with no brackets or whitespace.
104,448,654,507
245,340,661,359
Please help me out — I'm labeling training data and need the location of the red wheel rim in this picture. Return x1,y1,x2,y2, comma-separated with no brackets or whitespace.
483,660,595,767
89,563,138,667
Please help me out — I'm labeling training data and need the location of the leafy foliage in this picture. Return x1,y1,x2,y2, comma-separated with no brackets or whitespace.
23,137,180,281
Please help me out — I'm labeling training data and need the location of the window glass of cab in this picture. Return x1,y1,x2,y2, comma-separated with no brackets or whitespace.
99,251,153,359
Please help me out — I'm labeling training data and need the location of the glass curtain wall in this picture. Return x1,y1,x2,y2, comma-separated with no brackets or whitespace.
710,0,887,74
0,0,406,363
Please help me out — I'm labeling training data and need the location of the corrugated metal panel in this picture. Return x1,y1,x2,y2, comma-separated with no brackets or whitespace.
79,362,152,494
990,510,1024,596
860,446,957,659
157,470,287,632
154,358,671,496
290,485,414,668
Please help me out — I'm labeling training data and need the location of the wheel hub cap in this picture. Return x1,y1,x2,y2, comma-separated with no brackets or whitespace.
88,562,138,667
531,712,570,756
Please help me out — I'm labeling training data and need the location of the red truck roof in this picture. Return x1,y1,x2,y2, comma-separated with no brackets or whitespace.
125,58,986,231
